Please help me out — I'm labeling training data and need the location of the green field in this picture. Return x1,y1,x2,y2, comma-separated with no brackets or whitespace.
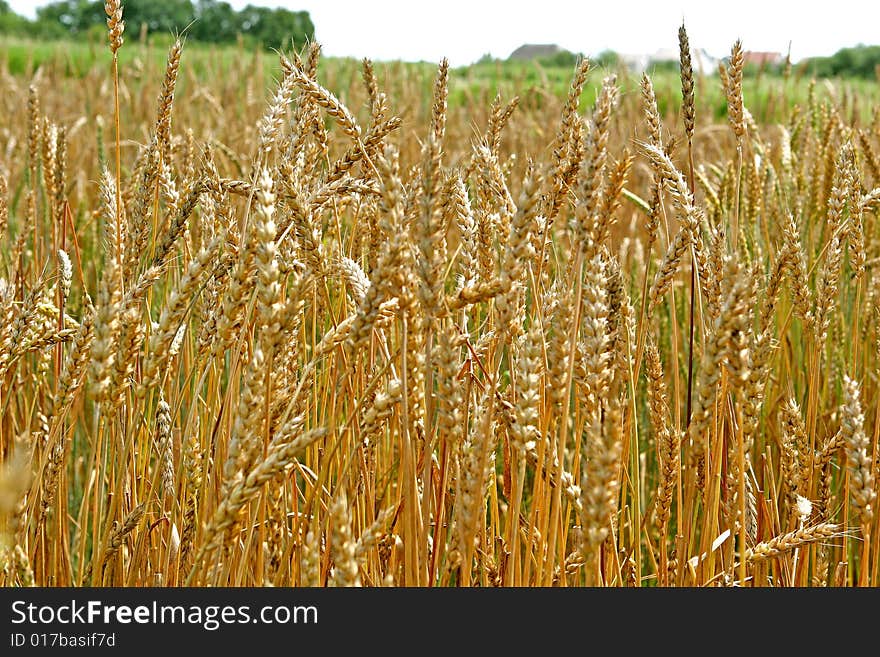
3,34,879,125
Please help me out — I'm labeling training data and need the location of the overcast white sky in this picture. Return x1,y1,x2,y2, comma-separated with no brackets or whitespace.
8,0,880,66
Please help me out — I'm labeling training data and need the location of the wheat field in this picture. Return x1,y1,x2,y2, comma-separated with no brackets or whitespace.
0,7,878,587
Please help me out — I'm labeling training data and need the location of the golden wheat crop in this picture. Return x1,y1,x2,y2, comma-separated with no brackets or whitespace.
0,14,878,587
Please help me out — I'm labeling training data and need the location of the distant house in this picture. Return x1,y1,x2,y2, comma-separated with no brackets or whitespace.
621,47,720,74
508,44,562,61
742,51,783,67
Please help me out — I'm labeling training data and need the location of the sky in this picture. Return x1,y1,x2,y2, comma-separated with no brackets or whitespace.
7,0,880,66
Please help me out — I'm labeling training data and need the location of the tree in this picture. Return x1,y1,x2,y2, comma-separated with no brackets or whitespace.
123,0,195,35
237,5,314,51
594,49,619,69
4,0,316,50
32,0,196,35
34,0,102,36
537,49,584,69
807,44,880,79
0,0,31,35
191,0,237,43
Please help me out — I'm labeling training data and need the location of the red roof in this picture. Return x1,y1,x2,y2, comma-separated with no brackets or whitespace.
742,51,783,65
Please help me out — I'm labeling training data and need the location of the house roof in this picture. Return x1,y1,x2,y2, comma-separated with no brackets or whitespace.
508,44,562,60
743,51,783,65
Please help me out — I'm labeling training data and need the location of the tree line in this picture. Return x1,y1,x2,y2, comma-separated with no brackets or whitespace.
805,45,880,79
0,0,315,51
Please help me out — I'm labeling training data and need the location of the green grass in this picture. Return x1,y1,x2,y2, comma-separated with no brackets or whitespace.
0,33,260,78
454,57,880,124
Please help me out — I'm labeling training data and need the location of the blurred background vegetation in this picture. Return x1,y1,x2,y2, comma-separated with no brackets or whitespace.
0,0,314,50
